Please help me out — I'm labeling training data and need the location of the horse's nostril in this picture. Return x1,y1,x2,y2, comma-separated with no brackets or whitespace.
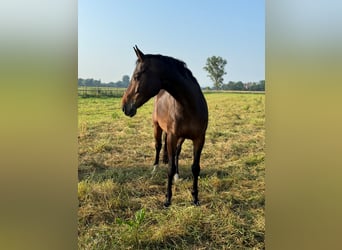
122,106,125,113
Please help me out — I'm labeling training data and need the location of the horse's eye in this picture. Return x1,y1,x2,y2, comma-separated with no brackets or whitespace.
134,72,143,81
134,72,142,81
134,69,146,81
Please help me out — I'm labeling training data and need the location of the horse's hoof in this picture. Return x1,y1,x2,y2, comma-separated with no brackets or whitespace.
173,173,180,182
193,200,200,206
164,201,171,208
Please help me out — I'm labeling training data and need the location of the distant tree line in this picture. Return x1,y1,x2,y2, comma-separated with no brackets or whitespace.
223,80,265,91
78,75,130,88
204,80,265,91
78,75,265,91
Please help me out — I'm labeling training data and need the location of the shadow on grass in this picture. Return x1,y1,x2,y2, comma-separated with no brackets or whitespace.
79,159,231,183
78,161,154,183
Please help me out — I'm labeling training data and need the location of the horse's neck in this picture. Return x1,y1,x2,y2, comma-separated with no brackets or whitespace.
163,77,204,111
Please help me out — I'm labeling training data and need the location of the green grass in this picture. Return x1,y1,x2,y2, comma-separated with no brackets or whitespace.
78,93,265,249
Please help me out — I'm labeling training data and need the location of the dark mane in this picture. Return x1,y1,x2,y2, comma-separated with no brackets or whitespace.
139,54,200,87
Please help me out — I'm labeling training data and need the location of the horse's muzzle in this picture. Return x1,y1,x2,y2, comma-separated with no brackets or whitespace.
122,103,137,117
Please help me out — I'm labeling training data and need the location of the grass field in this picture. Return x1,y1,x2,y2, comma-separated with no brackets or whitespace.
78,92,265,249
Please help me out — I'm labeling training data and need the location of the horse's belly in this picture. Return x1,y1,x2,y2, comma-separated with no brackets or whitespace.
177,120,206,139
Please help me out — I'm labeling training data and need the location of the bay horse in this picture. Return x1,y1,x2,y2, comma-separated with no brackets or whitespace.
122,46,208,207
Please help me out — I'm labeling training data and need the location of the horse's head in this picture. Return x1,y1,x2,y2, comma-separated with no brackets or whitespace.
122,46,162,117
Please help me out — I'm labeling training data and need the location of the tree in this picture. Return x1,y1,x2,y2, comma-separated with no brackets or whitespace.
223,81,244,90
203,56,227,90
249,80,265,91
122,75,130,87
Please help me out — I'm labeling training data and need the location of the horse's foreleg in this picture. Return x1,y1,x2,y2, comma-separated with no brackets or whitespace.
191,136,205,206
152,124,162,173
164,134,177,207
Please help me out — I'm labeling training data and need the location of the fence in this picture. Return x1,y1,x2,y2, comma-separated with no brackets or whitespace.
78,87,126,98
78,87,265,98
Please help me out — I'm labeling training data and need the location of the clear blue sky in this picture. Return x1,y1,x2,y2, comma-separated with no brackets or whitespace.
79,1,265,87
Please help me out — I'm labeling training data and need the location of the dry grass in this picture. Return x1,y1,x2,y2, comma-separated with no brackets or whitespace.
78,92,265,249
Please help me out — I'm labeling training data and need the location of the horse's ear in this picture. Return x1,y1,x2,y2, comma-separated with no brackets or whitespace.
133,45,144,62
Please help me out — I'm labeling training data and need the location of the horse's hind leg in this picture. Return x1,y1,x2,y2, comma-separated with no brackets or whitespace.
191,136,205,206
164,134,177,207
152,123,162,173
162,133,168,164
174,137,185,181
